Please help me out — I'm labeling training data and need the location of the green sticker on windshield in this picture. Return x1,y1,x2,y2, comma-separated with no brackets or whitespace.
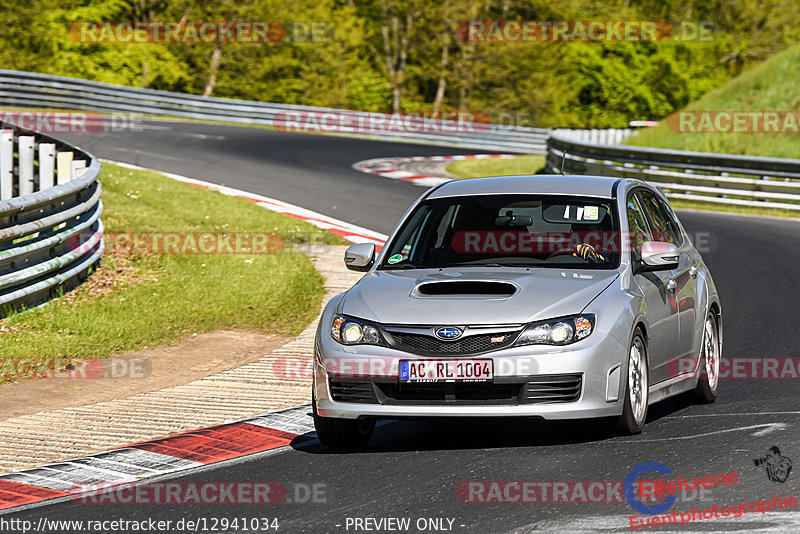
387,254,404,264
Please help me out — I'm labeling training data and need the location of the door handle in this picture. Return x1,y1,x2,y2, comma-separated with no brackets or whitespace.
689,265,698,279
667,280,677,294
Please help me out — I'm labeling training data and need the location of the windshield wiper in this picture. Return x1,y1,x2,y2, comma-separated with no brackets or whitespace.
447,262,506,268
382,261,426,269
447,262,536,268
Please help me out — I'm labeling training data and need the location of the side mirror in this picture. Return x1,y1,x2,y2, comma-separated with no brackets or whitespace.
344,243,375,272
638,241,680,272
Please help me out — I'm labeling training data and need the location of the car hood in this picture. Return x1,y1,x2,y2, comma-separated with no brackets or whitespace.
340,268,619,325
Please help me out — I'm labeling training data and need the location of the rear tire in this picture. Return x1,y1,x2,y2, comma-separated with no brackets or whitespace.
694,312,720,404
312,397,375,448
617,329,649,435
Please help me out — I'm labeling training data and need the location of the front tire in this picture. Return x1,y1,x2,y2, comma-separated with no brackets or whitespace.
694,312,720,404
312,399,375,448
617,329,649,435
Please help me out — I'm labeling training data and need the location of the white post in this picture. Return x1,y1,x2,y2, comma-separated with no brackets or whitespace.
18,135,35,196
71,159,87,179
39,143,56,190
0,130,13,200
56,151,73,185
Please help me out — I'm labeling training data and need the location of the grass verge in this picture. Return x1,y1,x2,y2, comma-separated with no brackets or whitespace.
0,163,343,364
624,43,800,158
446,155,546,178
445,156,800,219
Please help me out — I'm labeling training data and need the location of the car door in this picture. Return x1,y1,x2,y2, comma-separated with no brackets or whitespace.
638,190,698,364
627,192,679,385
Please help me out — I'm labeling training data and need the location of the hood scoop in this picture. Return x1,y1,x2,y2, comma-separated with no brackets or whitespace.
415,280,517,297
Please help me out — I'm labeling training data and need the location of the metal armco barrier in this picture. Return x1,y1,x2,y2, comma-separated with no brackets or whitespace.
3,69,797,212
0,70,633,154
0,122,103,316
550,128,633,146
547,134,800,211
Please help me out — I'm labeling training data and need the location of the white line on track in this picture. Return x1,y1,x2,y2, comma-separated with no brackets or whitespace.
614,423,788,443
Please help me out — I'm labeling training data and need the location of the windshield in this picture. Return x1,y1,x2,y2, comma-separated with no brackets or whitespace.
380,194,620,270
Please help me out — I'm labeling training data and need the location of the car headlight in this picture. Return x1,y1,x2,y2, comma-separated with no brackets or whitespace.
514,314,595,346
330,315,386,346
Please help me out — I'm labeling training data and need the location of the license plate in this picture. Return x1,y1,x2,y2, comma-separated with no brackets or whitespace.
399,359,493,383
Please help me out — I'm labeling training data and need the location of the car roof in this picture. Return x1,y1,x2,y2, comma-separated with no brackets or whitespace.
426,174,624,199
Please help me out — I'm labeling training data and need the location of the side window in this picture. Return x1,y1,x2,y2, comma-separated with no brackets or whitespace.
626,194,651,260
639,191,681,245
658,196,684,245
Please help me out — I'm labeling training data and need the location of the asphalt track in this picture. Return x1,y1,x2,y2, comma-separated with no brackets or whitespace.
8,120,800,532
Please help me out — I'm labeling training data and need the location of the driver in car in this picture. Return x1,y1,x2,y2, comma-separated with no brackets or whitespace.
573,222,606,262
574,242,605,262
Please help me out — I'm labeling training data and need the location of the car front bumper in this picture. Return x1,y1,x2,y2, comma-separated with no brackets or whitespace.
313,328,629,420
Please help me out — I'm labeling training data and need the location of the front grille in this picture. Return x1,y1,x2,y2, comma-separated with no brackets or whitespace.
388,331,519,355
329,374,582,405
521,374,582,403
329,380,378,403
376,382,523,405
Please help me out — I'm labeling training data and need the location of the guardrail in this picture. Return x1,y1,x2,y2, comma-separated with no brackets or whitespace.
550,128,633,146
6,69,796,212
546,134,800,211
0,123,103,317
0,70,633,154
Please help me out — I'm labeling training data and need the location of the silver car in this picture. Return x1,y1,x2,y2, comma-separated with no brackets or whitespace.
312,175,722,447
